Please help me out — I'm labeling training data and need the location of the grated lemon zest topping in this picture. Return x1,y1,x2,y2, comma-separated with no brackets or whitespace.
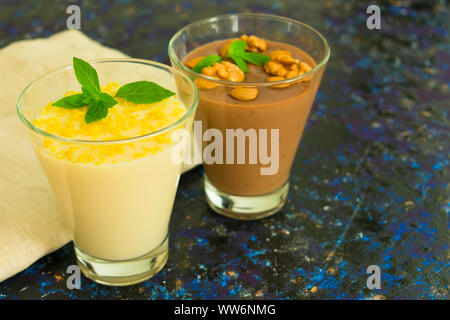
33,82,186,164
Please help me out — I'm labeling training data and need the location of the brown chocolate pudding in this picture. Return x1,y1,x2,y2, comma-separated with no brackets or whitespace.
184,38,324,196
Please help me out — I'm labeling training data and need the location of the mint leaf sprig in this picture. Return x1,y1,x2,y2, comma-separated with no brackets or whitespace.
52,57,175,124
226,40,270,73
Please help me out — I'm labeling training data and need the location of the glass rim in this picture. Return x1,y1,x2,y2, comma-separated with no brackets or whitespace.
168,13,331,87
17,58,199,145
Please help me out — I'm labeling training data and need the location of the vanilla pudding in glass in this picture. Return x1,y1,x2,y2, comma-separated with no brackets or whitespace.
17,59,198,286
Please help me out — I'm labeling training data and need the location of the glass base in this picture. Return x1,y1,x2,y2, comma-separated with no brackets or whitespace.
75,236,168,286
204,176,289,220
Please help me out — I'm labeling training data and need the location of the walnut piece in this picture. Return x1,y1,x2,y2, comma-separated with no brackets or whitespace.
241,35,267,53
202,61,245,82
264,61,289,78
264,50,313,85
300,62,312,73
229,87,258,101
194,61,245,90
269,50,299,65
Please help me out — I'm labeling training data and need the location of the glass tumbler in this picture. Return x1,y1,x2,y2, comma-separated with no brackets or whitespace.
17,59,198,286
169,13,330,220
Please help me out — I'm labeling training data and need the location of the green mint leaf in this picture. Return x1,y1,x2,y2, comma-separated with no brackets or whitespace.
192,55,222,73
85,100,109,124
98,92,118,108
115,81,175,104
236,51,270,66
231,56,248,73
227,40,246,56
81,86,98,98
81,92,116,123
226,40,270,71
82,94,93,104
73,57,100,93
53,93,88,109
80,87,99,108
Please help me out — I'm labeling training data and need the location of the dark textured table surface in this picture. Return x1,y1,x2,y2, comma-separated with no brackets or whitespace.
0,0,448,300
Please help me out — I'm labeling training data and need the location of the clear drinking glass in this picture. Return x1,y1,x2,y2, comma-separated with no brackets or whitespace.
17,59,198,286
169,13,330,220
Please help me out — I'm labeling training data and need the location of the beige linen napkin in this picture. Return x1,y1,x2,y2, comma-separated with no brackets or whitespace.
0,30,198,282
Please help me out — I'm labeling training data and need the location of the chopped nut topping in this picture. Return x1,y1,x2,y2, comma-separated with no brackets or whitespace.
264,60,289,77
202,61,245,82
264,50,313,84
229,87,258,101
269,50,299,65
219,35,268,56
185,56,205,69
300,62,312,73
298,62,313,82
241,35,267,53
285,70,299,79
194,61,245,90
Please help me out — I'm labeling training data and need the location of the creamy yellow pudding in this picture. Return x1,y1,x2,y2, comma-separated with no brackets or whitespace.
32,82,187,261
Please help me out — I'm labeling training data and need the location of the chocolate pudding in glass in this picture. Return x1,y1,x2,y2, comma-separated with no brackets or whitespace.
169,14,330,220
